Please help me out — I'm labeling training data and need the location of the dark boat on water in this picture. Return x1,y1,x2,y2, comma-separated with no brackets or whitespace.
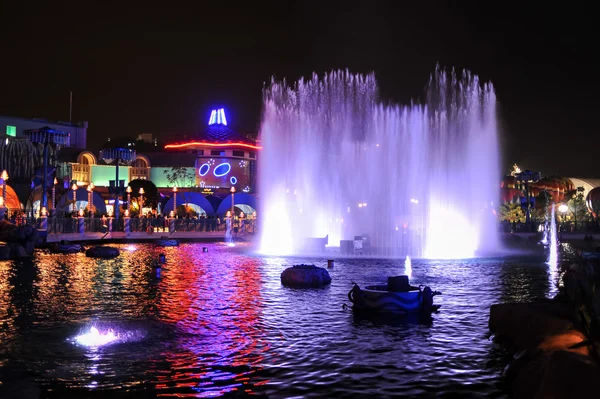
348,275,441,314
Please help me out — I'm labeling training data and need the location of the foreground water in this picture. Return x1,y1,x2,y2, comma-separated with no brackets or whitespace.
0,243,557,398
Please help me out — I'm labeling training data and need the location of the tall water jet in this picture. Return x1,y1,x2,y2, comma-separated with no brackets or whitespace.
259,68,499,258
547,204,558,270
404,256,412,278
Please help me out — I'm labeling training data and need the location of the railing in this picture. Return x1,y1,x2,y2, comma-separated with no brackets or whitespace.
26,217,257,235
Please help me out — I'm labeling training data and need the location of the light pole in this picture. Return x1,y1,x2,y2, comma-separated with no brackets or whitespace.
230,186,236,218
139,187,145,215
1,170,8,206
71,183,78,213
87,183,94,217
99,147,136,225
52,177,57,215
558,204,568,232
126,186,132,212
172,186,178,217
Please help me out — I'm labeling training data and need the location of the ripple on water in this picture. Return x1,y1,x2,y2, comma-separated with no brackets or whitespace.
0,244,553,397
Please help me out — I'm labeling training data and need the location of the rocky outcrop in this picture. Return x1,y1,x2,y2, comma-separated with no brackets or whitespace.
0,221,39,260
281,264,332,288
490,299,600,398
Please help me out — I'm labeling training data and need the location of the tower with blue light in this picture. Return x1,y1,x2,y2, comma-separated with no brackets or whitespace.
208,108,228,126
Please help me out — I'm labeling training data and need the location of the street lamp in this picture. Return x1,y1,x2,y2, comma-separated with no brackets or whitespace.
230,186,236,218
87,183,94,217
99,147,136,223
558,204,568,231
516,170,541,229
139,187,145,214
172,186,178,217
71,183,78,213
52,177,58,214
126,186,132,212
1,170,8,206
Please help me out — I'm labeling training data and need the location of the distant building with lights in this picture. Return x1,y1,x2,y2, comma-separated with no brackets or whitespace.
57,108,259,216
0,114,88,149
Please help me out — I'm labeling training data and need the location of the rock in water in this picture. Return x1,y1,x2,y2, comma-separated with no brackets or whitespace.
280,264,332,288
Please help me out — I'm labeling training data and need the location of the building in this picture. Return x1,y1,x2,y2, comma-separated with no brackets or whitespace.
58,108,259,217
0,115,88,149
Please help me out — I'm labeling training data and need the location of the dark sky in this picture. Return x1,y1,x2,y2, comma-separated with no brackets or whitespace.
0,1,597,176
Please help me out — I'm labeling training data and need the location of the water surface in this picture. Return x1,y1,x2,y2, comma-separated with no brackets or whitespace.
0,243,557,398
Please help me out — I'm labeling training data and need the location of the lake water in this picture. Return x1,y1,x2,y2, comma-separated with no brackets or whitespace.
0,242,558,398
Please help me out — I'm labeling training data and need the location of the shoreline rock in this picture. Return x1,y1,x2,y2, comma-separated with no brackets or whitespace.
490,299,600,398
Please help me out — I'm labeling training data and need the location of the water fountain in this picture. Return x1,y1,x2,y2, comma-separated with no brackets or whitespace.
547,204,558,270
404,255,412,278
259,67,499,258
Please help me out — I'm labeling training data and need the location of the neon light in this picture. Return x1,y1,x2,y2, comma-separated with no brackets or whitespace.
230,176,237,185
208,110,217,125
199,163,210,176
165,142,262,150
213,163,231,177
208,108,228,126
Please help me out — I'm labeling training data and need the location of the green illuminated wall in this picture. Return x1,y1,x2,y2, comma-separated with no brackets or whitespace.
91,165,130,187
150,167,196,188
89,166,196,188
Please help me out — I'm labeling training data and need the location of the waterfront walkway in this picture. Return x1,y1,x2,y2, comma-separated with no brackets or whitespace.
45,231,235,243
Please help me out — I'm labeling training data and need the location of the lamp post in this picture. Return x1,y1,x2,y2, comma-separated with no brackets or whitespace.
52,177,57,216
139,187,145,215
230,186,236,218
172,186,178,217
71,183,78,213
99,147,136,225
558,204,568,232
87,183,94,217
25,127,69,210
126,186,132,212
1,170,8,206
516,170,541,231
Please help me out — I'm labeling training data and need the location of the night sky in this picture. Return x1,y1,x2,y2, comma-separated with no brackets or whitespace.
1,2,597,177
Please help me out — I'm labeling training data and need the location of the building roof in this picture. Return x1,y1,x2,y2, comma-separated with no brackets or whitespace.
164,108,257,149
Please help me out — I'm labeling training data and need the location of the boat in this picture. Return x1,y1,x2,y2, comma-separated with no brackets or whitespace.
86,246,120,259
581,251,600,259
52,241,82,254
155,237,179,246
348,275,441,314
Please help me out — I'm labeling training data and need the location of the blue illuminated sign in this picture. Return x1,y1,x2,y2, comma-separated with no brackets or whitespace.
213,162,231,177
199,163,210,176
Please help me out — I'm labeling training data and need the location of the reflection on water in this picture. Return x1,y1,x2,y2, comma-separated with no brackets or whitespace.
0,243,557,397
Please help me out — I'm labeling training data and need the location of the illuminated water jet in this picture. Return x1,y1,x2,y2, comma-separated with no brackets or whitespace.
74,326,119,347
547,205,558,270
404,256,412,278
259,68,499,258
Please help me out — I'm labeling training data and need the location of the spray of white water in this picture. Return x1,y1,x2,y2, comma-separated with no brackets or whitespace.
404,255,412,278
547,204,558,270
259,67,499,258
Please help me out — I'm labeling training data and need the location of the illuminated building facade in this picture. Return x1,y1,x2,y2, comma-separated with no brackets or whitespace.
56,108,259,216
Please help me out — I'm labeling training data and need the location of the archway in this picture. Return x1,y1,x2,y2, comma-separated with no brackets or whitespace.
77,151,97,165
216,193,257,217
56,188,107,215
162,192,216,216
2,185,22,211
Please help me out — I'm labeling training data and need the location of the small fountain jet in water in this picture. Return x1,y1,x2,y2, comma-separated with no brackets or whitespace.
74,326,119,347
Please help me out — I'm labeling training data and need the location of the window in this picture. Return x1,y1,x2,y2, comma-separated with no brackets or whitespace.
249,151,256,159
6,126,16,137
211,150,225,156
232,150,245,157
